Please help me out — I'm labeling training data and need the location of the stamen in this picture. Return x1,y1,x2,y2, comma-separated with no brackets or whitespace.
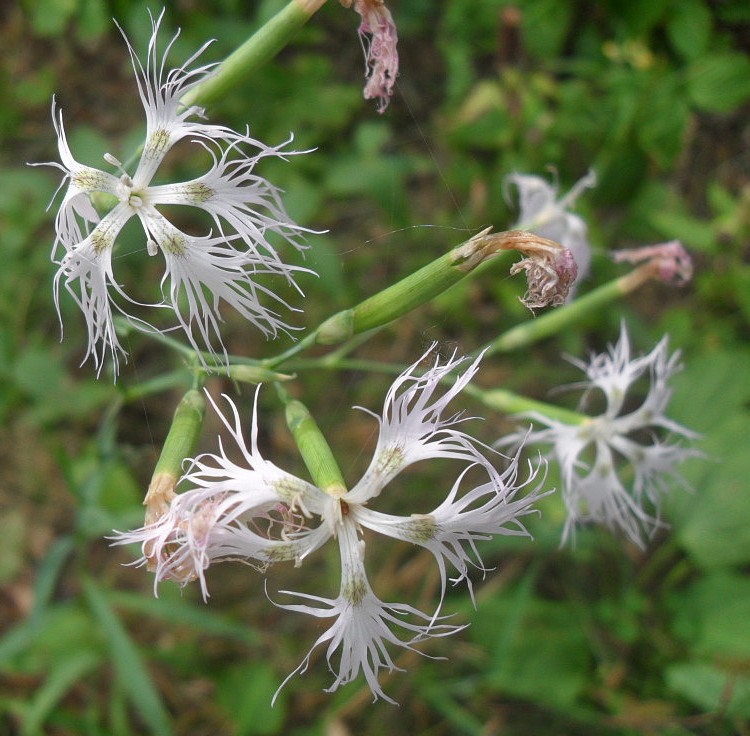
103,152,123,168
103,152,131,181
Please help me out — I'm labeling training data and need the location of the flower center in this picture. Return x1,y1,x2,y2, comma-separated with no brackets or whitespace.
105,152,147,209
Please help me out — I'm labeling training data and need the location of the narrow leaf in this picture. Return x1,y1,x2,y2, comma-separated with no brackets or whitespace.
83,578,174,736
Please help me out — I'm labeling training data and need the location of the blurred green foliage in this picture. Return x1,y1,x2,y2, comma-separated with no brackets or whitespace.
1,0,749,734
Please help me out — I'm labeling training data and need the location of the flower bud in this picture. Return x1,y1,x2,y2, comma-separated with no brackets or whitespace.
145,389,205,526
284,398,347,497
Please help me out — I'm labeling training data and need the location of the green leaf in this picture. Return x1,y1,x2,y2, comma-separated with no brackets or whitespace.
612,0,671,35
470,574,591,708
77,0,110,41
667,348,750,567
21,650,102,736
521,0,574,60
669,347,750,435
108,589,260,645
636,74,689,167
670,572,750,659
83,579,174,736
0,510,25,583
667,662,750,717
672,415,750,567
686,52,750,113
1,602,101,674
25,0,79,36
666,0,713,60
217,662,286,735
29,537,75,623
729,267,750,326
11,343,114,425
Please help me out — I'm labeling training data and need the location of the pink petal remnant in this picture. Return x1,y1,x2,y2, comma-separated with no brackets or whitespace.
501,230,578,309
343,0,399,112
612,240,693,286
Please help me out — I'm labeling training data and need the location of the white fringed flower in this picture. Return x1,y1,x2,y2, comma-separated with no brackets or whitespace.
113,345,547,700
40,10,311,375
273,519,464,704
507,169,596,294
501,325,701,547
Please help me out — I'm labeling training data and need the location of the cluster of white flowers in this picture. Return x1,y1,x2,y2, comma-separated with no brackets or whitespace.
41,10,310,376
112,346,548,701
42,7,702,705
501,325,701,547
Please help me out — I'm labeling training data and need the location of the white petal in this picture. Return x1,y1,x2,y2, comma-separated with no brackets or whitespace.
348,344,499,503
272,518,463,703
136,209,300,363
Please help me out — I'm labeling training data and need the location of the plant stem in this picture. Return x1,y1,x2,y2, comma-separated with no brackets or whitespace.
183,0,329,109
479,264,654,355
278,353,589,425
465,385,587,425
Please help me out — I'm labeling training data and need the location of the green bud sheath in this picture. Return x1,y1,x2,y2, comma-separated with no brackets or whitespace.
317,227,499,345
224,364,295,385
144,390,205,525
153,390,206,477
284,398,346,496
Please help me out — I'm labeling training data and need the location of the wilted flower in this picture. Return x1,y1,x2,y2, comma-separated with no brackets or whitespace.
113,345,548,701
343,0,399,112
39,10,311,375
507,169,596,294
506,231,578,310
500,325,701,547
612,240,693,286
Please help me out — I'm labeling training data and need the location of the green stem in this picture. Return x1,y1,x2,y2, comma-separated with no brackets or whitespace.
261,331,321,370
278,353,588,425
465,385,587,425
119,370,197,402
480,264,654,355
182,0,328,110
315,229,541,346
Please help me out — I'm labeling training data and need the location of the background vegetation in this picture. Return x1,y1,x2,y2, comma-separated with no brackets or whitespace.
1,0,749,734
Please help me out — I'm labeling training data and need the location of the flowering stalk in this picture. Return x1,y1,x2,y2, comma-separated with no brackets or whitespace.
480,241,694,356
183,0,328,109
466,385,586,427
316,228,575,345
